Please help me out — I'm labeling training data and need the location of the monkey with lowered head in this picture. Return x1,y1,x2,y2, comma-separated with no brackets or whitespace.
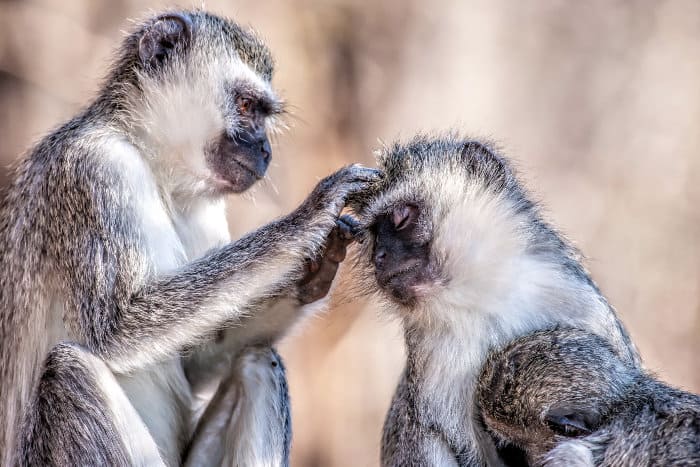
350,134,640,466
477,328,700,466
0,10,378,466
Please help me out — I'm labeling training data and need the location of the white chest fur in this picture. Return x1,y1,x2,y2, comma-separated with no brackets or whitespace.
412,253,627,460
108,140,231,463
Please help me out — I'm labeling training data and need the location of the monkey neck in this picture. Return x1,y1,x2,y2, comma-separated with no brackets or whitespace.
403,324,478,449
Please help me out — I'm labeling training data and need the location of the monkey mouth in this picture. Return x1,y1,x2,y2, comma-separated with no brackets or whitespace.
231,157,264,180
376,264,433,305
209,162,260,194
377,264,419,288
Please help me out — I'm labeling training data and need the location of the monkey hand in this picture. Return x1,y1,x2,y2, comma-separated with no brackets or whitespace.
295,164,381,225
296,215,360,304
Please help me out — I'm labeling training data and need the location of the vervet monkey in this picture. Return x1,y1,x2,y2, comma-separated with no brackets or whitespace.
350,134,638,466
0,10,378,465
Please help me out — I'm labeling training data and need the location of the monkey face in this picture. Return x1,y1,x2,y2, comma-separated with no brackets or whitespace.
353,135,545,318
205,84,280,193
132,11,283,197
353,135,516,310
368,202,440,306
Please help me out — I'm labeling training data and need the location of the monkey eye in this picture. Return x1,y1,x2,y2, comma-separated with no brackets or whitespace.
237,96,255,116
544,411,594,438
392,204,418,231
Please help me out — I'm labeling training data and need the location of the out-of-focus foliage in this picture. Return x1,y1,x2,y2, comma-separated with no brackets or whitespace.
1,1,698,465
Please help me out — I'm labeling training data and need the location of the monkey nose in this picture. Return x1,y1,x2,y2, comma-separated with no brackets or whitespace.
260,139,272,162
374,248,387,268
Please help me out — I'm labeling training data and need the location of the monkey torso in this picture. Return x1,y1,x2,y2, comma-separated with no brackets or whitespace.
385,280,639,467
0,123,233,464
108,143,232,462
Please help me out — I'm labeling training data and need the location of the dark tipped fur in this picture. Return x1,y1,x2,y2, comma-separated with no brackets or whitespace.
97,10,274,116
355,134,636,323
478,328,700,466
19,344,130,466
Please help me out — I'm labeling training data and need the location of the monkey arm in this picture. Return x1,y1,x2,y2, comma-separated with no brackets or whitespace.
57,160,378,373
96,218,312,372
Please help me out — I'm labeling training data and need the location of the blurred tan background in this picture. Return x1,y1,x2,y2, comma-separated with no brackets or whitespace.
1,0,699,465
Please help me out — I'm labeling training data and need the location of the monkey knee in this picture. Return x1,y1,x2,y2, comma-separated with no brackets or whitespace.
236,346,288,388
41,341,95,371
20,342,130,466
36,342,102,397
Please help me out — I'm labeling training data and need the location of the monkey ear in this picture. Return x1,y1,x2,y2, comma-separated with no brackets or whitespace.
460,141,505,170
459,140,510,184
544,407,598,438
138,13,193,69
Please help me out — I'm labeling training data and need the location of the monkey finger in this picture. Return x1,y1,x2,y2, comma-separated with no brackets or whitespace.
323,225,352,263
338,164,383,185
308,259,321,274
298,259,320,286
325,242,347,263
337,215,361,241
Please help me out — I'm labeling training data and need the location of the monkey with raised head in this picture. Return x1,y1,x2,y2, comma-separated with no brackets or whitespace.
0,10,378,466
349,134,640,466
477,328,700,466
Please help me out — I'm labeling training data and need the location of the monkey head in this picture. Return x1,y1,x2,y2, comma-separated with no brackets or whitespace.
476,328,636,465
353,134,533,319
120,11,283,196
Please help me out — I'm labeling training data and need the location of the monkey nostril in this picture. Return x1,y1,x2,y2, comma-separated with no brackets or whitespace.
260,139,272,161
375,249,387,267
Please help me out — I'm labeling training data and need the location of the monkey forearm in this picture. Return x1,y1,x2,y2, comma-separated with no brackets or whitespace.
94,215,315,372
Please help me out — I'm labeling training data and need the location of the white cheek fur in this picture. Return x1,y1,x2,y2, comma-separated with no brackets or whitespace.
129,56,278,200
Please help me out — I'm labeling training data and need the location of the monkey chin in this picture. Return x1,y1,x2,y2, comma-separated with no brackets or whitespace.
378,271,441,308
209,164,263,195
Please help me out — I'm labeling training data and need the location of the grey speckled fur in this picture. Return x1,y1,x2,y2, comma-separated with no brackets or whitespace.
351,134,640,466
478,328,700,466
0,9,378,466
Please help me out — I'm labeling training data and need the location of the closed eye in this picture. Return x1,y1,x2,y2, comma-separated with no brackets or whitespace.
544,413,593,438
392,204,419,231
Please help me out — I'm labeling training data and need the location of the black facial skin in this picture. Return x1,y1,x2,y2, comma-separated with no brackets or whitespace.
371,203,435,305
206,89,275,193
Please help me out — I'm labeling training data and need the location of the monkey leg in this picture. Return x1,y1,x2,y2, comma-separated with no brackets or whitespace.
185,346,291,467
184,365,242,466
18,342,164,467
